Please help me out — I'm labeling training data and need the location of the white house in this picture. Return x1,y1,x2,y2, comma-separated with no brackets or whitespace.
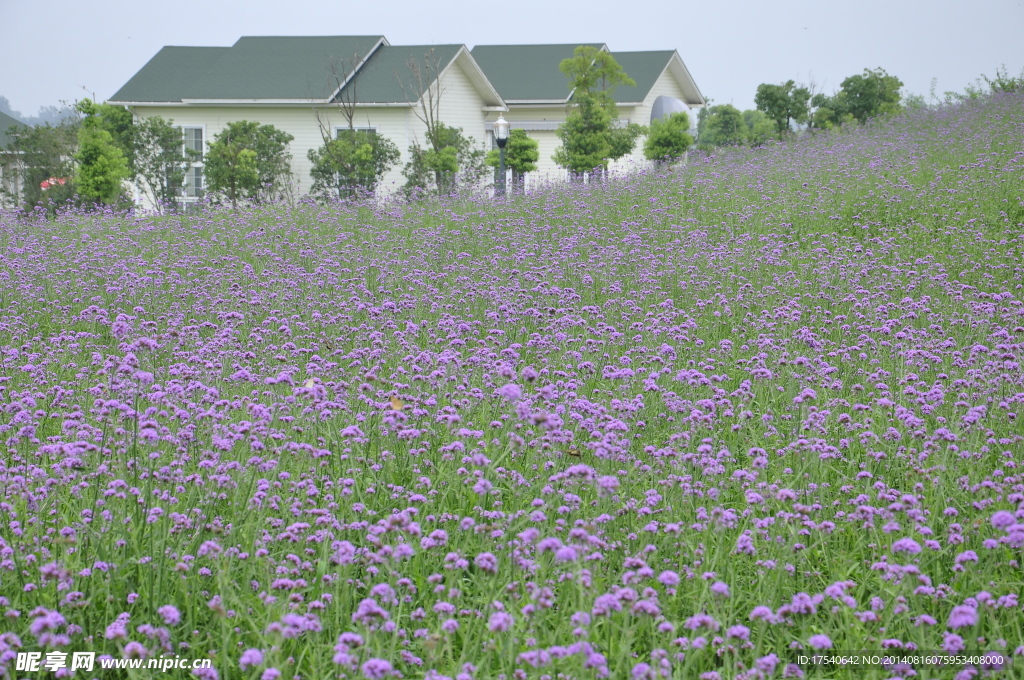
0,110,27,207
108,36,506,207
108,36,704,205
471,44,706,183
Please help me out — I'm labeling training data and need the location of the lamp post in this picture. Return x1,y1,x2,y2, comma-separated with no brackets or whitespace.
494,114,509,197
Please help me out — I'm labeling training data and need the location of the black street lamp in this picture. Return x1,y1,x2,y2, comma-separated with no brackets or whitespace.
494,115,509,197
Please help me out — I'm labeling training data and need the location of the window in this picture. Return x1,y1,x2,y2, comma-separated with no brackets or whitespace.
180,126,205,201
335,126,377,139
183,127,204,158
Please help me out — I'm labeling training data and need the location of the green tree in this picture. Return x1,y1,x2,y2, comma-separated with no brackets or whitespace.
807,93,853,129
741,109,776,147
74,99,130,206
643,111,693,162
754,80,811,134
553,47,644,175
204,121,294,208
132,116,194,211
403,124,487,196
836,68,903,123
608,122,647,161
308,129,400,199
553,94,613,175
699,104,747,148
396,49,488,197
0,117,79,212
485,128,539,190
91,102,135,170
559,46,635,109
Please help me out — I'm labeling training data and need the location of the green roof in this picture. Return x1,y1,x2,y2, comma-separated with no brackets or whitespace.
109,46,230,102
470,44,604,102
110,36,387,103
0,110,27,149
610,51,675,103
337,44,463,104
187,36,385,100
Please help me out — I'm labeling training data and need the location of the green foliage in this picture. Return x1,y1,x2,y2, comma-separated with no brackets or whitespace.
608,122,647,161
943,65,1024,104
553,94,613,174
742,109,776,147
132,116,194,211
205,121,294,208
809,69,903,129
835,68,903,123
308,129,400,199
754,81,810,134
91,102,135,170
643,111,693,162
554,49,643,175
559,45,635,111
698,104,747,148
0,116,79,211
403,124,487,196
74,99,130,206
485,128,539,184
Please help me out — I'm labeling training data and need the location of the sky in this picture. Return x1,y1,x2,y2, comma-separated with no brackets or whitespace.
1,0,1023,118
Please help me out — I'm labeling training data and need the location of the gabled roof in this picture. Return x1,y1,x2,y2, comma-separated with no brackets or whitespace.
470,44,605,103
612,50,705,106
109,36,388,104
338,43,459,104
109,46,232,103
0,110,27,149
471,44,705,108
109,36,504,108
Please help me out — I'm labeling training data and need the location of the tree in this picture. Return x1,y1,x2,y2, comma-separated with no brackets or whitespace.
0,117,78,211
553,47,645,176
552,94,613,175
308,129,400,199
807,93,852,130
741,109,776,147
204,121,294,208
74,99,130,206
486,128,539,190
559,46,634,109
307,48,401,199
754,80,811,134
643,111,693,162
403,123,487,196
398,48,488,196
699,104,746,148
835,68,903,123
132,116,194,211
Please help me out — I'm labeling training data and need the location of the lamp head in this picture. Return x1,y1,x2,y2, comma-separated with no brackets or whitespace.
494,115,510,148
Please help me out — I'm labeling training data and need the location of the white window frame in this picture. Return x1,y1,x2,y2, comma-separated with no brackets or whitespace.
334,125,378,139
180,125,206,202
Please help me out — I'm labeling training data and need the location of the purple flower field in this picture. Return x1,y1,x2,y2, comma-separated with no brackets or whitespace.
1,93,1023,679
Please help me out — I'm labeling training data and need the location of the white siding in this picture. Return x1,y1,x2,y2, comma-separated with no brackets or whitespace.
128,58,697,206
435,59,490,165
486,106,569,185
130,58,495,207
610,68,694,173
495,66,698,184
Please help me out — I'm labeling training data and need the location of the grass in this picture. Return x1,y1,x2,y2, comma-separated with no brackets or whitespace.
0,92,1022,680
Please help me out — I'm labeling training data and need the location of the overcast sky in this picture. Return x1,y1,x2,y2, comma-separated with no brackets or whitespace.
1,0,1022,117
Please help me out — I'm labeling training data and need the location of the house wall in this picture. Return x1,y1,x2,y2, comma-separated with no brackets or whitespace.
486,106,568,186
130,59,492,207
610,68,694,174
487,69,697,187
435,58,491,171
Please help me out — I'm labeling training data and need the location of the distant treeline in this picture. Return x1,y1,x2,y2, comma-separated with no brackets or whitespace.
696,64,1024,149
